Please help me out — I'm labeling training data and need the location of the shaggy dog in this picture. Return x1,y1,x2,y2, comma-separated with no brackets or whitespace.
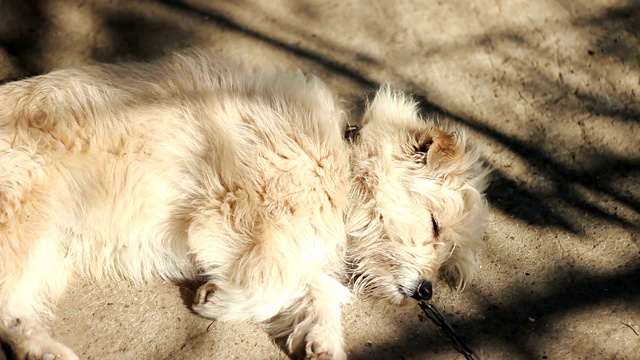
0,51,488,360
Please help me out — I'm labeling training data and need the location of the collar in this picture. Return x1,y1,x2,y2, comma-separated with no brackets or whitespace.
344,124,361,142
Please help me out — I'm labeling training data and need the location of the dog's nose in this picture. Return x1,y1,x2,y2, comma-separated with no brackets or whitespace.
412,280,433,301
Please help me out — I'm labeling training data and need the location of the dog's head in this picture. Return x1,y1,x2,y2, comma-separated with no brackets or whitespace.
346,87,489,304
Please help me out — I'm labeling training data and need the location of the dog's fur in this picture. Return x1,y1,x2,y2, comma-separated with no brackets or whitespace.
0,51,488,360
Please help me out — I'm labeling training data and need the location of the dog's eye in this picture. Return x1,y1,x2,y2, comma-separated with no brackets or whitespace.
431,215,439,237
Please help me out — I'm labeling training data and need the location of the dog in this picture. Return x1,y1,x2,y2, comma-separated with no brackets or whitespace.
0,51,488,360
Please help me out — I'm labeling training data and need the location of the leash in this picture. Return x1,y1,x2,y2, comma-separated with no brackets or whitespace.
418,301,481,360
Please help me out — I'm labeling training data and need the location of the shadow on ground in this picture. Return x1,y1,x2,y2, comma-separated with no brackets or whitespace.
131,2,640,358
0,0,638,359
160,0,639,234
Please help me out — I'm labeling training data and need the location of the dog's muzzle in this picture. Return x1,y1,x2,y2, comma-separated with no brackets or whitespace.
411,280,433,301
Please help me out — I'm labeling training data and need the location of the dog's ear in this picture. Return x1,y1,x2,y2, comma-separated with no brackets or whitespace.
412,127,458,165
414,131,434,156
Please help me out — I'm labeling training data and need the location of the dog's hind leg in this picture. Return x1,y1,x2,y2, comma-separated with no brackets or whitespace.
0,261,77,359
0,314,77,360
0,230,77,360
0,170,78,359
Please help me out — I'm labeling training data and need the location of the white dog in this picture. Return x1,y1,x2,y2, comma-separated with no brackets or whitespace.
0,51,488,360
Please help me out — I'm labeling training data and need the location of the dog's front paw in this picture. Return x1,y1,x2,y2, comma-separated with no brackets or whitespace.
304,342,342,360
304,333,346,360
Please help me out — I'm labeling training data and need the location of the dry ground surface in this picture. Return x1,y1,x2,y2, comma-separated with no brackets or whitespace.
1,0,639,359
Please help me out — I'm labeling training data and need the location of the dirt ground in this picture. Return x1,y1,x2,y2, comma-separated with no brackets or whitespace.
0,0,638,359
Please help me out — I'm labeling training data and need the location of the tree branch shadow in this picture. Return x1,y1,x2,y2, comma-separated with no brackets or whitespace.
158,0,639,236
0,1,638,359
349,266,640,359
152,2,640,358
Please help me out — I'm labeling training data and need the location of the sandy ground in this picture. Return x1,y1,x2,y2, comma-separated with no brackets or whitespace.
1,0,639,359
